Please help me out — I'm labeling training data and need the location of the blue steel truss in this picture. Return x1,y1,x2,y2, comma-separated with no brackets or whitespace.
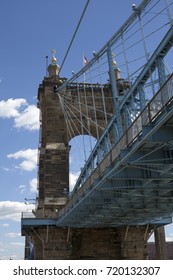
69,25,173,196
55,73,173,227
22,0,173,230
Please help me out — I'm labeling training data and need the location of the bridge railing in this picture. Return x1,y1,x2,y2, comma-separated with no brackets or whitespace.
127,73,173,146
21,212,35,218
100,73,173,170
58,73,173,219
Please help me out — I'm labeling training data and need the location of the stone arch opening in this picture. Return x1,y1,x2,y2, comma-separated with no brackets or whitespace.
69,135,97,192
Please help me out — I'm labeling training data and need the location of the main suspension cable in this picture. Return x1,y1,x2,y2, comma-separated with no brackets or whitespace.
59,0,90,75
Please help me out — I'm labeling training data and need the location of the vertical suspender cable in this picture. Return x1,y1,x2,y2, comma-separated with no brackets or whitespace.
97,57,108,126
165,0,173,26
83,82,93,152
137,8,155,95
121,31,131,82
77,80,87,162
89,70,99,139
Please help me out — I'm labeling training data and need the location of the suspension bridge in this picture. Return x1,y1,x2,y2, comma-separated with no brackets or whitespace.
22,0,173,259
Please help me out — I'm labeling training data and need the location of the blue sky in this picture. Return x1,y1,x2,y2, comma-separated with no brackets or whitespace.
0,0,173,260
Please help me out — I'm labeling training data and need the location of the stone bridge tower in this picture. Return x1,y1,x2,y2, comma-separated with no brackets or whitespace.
37,54,69,219
25,53,167,260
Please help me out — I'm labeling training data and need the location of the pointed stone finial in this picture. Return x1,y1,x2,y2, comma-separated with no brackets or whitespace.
52,49,57,64
47,49,60,77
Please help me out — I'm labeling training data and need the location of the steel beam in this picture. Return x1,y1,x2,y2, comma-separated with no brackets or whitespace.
120,25,173,109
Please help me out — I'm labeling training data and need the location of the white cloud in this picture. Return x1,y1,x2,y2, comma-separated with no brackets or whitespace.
0,248,6,252
69,171,80,191
1,166,10,171
7,148,38,171
165,230,173,242
14,104,39,131
166,237,173,241
5,232,21,238
0,223,9,227
0,239,25,259
18,185,26,194
30,178,37,193
0,98,39,131
0,201,34,222
10,242,24,247
0,98,27,118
